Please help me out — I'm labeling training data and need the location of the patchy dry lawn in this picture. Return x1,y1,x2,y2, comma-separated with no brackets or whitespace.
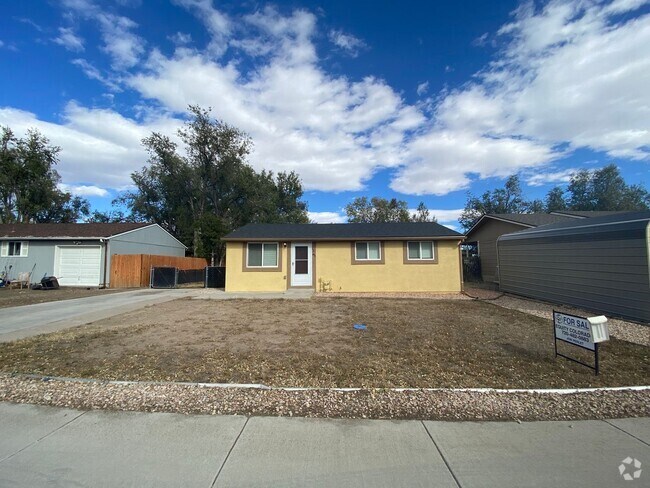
0,287,124,308
0,298,647,388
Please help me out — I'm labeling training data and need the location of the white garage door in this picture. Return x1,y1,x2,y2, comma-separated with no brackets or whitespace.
55,246,102,286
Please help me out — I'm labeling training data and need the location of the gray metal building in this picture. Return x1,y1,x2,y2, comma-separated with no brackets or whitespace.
497,212,650,323
0,223,186,287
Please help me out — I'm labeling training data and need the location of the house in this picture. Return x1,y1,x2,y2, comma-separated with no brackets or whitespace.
222,222,464,293
0,223,186,287
497,211,650,323
463,211,629,282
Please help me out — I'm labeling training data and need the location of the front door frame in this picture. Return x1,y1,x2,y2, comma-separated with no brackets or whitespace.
288,242,314,288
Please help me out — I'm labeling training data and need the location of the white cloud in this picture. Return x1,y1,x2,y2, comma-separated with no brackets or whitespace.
308,211,347,223
53,27,84,52
392,0,650,195
127,8,418,192
416,82,429,96
3,0,648,207
426,208,464,223
392,130,557,195
172,0,231,57
168,32,192,46
328,29,366,57
58,183,109,197
525,168,578,186
0,104,180,190
71,59,121,91
62,0,145,69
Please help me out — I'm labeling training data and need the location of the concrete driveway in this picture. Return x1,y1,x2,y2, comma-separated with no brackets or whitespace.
0,289,199,342
0,402,647,487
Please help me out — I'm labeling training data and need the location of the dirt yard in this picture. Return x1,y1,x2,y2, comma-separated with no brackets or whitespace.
0,298,647,388
0,287,124,309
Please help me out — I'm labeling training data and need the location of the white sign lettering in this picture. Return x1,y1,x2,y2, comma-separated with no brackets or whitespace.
554,312,595,350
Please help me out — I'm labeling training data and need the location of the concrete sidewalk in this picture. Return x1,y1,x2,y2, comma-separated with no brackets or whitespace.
0,289,200,342
0,402,647,487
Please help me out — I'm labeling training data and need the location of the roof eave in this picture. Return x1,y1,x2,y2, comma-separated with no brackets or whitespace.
465,214,535,238
222,235,464,242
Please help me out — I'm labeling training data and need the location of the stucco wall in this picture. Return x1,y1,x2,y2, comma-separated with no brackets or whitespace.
315,240,461,292
225,239,462,293
225,241,288,292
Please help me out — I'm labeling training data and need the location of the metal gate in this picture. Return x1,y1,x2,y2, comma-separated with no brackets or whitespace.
205,266,226,288
150,267,177,288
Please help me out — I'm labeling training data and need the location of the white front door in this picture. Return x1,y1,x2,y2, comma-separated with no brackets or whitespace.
290,242,312,287
55,246,102,286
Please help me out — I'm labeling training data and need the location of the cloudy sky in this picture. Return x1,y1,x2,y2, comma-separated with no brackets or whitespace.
1,0,648,228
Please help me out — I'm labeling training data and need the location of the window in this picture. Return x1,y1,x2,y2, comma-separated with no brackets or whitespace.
355,241,381,261
247,242,278,268
1,241,28,257
407,241,435,260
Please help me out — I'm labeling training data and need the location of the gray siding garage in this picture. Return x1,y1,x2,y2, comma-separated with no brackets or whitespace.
0,223,186,287
497,212,650,323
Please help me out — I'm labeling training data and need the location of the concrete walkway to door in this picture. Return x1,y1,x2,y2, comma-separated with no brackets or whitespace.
0,402,647,487
0,288,201,342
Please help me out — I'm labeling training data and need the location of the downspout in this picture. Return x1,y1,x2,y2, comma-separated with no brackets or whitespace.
458,239,464,293
495,235,502,287
101,238,109,289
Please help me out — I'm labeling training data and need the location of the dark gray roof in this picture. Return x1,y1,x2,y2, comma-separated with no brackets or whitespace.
500,211,650,241
488,213,575,227
223,222,463,241
550,210,633,218
0,223,152,239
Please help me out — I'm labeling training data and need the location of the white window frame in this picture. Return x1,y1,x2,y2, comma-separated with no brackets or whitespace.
406,241,435,261
355,241,382,261
1,241,29,258
246,242,279,268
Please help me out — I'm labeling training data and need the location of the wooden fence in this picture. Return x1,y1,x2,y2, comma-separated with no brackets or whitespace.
110,254,208,288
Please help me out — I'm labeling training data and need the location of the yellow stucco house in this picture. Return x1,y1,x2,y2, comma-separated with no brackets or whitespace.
222,222,464,293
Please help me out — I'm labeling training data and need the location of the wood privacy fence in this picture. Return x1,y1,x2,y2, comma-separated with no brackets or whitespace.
110,254,208,288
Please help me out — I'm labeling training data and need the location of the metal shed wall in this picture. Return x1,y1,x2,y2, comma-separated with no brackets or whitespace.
497,218,650,323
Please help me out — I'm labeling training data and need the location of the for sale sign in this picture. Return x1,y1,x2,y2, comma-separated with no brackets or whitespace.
553,311,595,351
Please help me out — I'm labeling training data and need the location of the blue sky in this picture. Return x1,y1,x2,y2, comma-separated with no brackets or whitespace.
1,0,649,228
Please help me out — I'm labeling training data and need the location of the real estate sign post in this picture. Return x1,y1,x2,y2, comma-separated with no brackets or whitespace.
553,311,602,375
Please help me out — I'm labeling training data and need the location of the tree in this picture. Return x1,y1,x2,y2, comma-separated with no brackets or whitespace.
459,175,529,230
0,126,90,223
545,187,567,212
345,197,436,223
567,165,649,211
119,106,309,262
411,202,437,222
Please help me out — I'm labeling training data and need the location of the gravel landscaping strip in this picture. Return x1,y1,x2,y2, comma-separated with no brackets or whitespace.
315,292,469,300
1,374,648,421
487,294,649,346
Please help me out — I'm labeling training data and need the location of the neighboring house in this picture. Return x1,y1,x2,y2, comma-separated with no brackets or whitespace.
222,222,464,293
464,211,630,282
0,223,186,287
497,211,650,323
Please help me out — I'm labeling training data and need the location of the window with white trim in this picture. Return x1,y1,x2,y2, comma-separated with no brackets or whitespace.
247,242,278,267
407,241,434,260
355,241,381,261
1,241,28,257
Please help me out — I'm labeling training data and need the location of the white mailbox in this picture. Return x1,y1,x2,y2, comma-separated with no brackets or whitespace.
588,315,609,343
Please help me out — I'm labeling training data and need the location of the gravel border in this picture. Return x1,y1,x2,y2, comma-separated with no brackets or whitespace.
1,374,648,421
